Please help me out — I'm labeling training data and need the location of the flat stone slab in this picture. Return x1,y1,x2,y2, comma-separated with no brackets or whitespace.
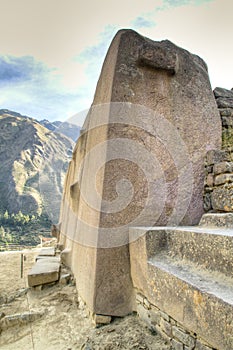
28,261,60,287
38,247,56,257
36,256,60,263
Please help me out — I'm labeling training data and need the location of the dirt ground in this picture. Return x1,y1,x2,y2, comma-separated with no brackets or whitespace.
0,250,170,350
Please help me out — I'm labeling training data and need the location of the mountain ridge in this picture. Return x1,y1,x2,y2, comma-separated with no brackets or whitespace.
0,109,81,141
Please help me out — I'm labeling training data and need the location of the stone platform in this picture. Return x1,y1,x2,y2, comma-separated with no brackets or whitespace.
129,226,233,350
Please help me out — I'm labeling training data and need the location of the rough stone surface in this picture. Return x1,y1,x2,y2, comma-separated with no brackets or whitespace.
214,173,233,185
130,227,233,350
216,97,233,109
222,116,233,127
172,326,195,348
160,318,172,337
92,314,112,326
28,260,60,287
58,29,221,317
219,108,233,117
199,212,233,228
213,161,233,174
172,339,184,350
36,256,60,263
206,149,230,166
214,87,233,99
195,340,212,350
38,247,56,257
0,312,43,331
59,273,71,285
211,185,233,211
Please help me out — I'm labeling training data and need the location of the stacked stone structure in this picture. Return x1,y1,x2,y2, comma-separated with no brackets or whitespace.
204,87,233,212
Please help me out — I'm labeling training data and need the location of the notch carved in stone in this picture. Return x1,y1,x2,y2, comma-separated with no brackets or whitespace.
137,40,179,75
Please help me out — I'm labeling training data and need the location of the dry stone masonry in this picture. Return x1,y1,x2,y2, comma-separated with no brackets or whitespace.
204,87,233,213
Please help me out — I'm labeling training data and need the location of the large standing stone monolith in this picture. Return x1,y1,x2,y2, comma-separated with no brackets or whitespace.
58,29,221,317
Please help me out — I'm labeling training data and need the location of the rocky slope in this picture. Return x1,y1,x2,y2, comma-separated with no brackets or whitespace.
0,110,74,221
39,119,80,141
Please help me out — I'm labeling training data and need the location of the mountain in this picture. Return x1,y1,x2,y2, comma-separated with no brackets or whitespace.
0,111,74,223
40,119,81,141
0,110,81,142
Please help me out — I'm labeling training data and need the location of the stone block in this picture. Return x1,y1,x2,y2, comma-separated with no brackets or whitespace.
172,326,195,348
143,298,151,310
58,28,221,317
219,108,233,117
160,310,170,322
36,256,60,263
195,340,212,350
92,314,111,326
155,325,171,344
213,87,233,99
211,185,233,211
214,173,233,185
199,213,233,228
160,317,172,337
136,293,144,304
216,97,233,109
213,161,233,174
206,149,230,166
205,174,214,187
137,303,151,326
38,247,56,257
222,116,233,127
172,338,184,350
149,308,161,326
0,312,43,331
28,261,60,287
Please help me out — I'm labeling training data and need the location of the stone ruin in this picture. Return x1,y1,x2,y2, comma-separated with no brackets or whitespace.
54,30,232,349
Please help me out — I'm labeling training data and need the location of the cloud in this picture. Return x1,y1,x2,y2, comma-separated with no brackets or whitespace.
75,25,118,93
0,55,87,122
162,0,214,7
131,16,156,29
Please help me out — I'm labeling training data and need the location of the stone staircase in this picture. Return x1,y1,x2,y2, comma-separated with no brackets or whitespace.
28,247,61,288
129,214,233,350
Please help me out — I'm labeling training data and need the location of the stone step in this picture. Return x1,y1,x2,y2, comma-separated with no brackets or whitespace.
129,226,233,349
149,253,233,306
130,226,233,276
36,256,60,263
28,258,60,287
146,255,233,350
38,247,56,257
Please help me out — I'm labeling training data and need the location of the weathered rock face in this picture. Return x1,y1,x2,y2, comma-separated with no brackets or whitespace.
59,29,221,316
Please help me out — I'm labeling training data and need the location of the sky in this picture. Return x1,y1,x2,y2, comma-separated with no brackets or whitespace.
0,0,232,125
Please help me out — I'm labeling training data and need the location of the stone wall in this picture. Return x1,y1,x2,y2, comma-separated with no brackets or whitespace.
136,293,215,350
204,87,233,212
